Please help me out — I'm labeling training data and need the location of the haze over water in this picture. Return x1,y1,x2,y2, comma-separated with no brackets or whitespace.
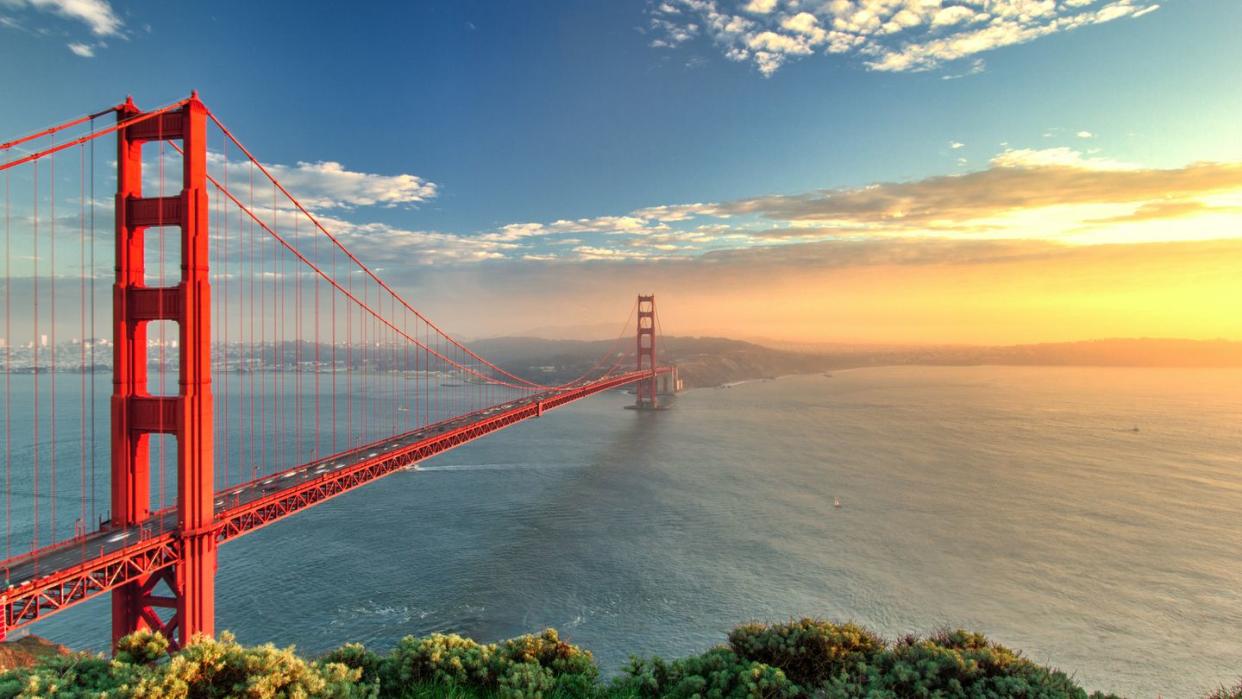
23,366,1242,697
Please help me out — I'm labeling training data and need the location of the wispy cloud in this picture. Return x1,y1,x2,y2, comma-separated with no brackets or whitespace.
202,144,1242,270
1,0,123,55
205,152,438,210
5,0,123,35
648,0,1160,76
452,147,1242,260
268,160,437,209
313,216,509,265
707,149,1242,234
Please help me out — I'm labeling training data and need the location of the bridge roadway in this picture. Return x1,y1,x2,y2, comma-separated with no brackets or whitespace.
0,368,665,635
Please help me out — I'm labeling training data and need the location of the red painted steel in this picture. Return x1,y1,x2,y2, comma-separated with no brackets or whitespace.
6,537,181,632
109,95,215,650
636,296,658,408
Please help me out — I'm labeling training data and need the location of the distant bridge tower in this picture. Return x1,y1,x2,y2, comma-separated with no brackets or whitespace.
111,94,215,650
635,295,658,409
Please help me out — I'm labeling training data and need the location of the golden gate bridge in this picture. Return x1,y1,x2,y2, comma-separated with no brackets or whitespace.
0,93,673,650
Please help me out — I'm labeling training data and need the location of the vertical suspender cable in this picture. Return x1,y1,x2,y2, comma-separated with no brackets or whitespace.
3,151,9,560
32,159,39,551
79,142,87,536
220,130,229,489
50,146,57,542
89,117,96,527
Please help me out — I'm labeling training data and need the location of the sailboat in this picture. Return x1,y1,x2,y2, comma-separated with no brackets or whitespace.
833,496,842,509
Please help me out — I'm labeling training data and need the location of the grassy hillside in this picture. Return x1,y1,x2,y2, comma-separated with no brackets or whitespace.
5,619,1237,698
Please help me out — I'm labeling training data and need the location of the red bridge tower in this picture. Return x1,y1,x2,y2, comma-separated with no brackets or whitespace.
635,295,658,409
111,94,215,650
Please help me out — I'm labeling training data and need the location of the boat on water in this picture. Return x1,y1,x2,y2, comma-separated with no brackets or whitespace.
833,496,842,508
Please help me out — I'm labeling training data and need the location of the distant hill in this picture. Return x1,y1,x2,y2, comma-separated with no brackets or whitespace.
469,336,1242,390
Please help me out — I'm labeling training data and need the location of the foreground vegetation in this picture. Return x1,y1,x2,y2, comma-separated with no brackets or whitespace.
0,619,1237,698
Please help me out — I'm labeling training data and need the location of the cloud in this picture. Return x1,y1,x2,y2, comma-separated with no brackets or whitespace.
3,0,122,36
648,0,1159,76
712,153,1242,233
205,152,438,210
1085,199,1242,225
989,146,1133,170
743,0,777,14
299,215,509,266
66,40,93,56
950,141,965,150
270,161,437,209
490,147,1242,257
571,245,661,261
1076,130,1095,139
940,57,986,80
195,141,1241,272
403,147,1242,264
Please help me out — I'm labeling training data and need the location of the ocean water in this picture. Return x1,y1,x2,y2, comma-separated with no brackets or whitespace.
15,366,1242,697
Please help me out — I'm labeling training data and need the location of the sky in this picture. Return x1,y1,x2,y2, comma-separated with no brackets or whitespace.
1,0,1240,345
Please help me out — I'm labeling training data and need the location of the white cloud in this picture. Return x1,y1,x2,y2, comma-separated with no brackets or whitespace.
5,0,122,36
66,41,93,56
648,0,1160,76
781,12,818,35
990,147,1133,170
273,161,437,209
206,152,438,210
311,215,509,265
571,245,660,261
940,57,986,80
930,6,977,27
1077,130,1095,139
950,141,965,150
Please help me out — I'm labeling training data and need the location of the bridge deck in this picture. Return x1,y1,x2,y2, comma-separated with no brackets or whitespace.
1,369,666,635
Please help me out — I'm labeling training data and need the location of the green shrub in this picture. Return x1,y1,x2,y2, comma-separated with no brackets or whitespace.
322,643,385,687
5,622,1218,698
494,629,598,697
113,629,170,668
384,633,495,689
727,618,883,688
848,631,1094,699
127,631,368,699
0,652,133,699
380,629,597,698
618,646,799,698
